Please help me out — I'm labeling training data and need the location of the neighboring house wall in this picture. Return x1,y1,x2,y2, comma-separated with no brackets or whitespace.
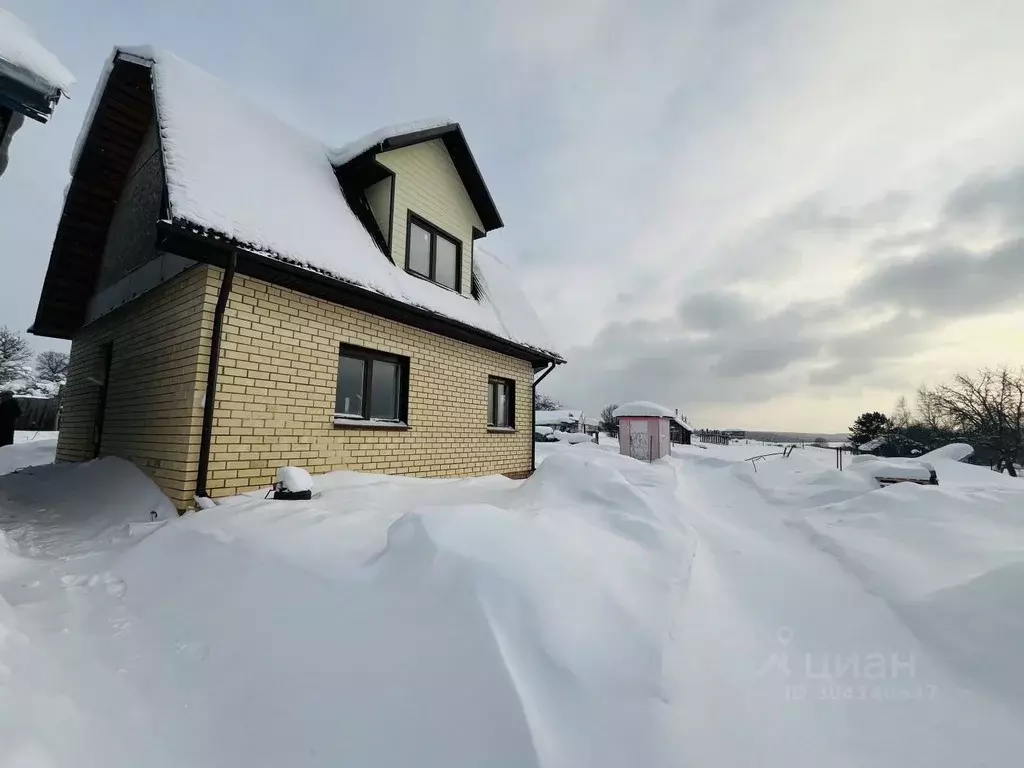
204,273,533,497
376,139,484,296
57,266,215,509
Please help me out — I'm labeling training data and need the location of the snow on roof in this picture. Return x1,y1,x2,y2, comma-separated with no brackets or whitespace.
325,118,454,167
76,49,559,361
612,401,693,431
0,10,74,96
534,410,583,426
857,437,886,452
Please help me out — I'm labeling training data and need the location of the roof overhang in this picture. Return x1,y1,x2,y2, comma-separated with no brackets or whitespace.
30,55,153,339
336,123,503,232
157,221,563,367
0,71,60,122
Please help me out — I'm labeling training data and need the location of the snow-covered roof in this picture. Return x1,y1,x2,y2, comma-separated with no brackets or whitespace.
857,437,886,452
326,118,455,167
535,410,583,426
0,10,73,97
612,401,694,431
75,49,558,361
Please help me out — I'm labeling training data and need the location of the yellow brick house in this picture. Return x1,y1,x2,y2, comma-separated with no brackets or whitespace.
31,48,563,510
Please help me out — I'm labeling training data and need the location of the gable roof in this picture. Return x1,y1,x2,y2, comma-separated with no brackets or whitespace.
328,119,503,232
0,9,73,122
33,48,561,365
612,401,694,432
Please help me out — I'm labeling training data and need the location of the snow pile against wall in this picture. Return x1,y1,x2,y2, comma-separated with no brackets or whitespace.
0,457,176,559
0,449,693,767
0,9,74,97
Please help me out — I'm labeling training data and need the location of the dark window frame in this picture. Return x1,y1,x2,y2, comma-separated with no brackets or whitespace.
487,376,516,429
335,343,410,424
405,211,462,292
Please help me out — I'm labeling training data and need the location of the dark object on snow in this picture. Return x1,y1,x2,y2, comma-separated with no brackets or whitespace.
272,487,312,501
0,390,21,446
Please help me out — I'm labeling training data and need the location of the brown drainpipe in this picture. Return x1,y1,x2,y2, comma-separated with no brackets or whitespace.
195,250,237,499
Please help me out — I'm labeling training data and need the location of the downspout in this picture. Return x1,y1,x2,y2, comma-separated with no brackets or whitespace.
195,250,238,499
531,361,558,473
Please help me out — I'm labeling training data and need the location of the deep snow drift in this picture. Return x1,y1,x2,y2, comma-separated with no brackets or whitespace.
0,439,1022,767
0,445,692,767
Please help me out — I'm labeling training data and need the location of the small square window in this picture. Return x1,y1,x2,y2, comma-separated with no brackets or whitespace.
488,377,515,428
335,345,409,423
405,213,462,291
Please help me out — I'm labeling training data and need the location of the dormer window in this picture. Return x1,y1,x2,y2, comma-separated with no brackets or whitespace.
407,213,461,291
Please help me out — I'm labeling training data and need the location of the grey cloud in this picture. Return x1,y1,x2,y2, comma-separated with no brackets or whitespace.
851,239,1024,318
709,191,915,284
943,166,1024,230
867,227,939,254
713,337,821,377
677,290,754,331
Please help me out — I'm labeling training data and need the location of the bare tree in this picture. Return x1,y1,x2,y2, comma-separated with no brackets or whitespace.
920,367,1024,476
916,385,952,432
534,393,562,411
35,350,69,384
890,395,912,431
599,404,619,436
0,326,31,387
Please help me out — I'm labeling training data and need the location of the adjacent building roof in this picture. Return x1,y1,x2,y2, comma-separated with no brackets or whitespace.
534,409,584,426
34,48,561,365
612,401,694,432
0,9,73,122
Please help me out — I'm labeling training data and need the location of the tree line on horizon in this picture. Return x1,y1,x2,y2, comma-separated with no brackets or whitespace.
850,366,1023,477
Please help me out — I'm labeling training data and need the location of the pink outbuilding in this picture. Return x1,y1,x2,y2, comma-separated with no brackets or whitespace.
613,401,693,461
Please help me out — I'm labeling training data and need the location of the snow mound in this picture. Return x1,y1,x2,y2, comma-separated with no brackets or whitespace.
0,9,74,96
0,438,56,476
47,449,694,766
794,478,1024,706
552,430,595,444
848,455,935,483
921,443,974,462
0,458,176,559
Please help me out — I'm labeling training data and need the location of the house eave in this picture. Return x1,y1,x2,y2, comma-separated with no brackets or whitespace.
156,220,564,367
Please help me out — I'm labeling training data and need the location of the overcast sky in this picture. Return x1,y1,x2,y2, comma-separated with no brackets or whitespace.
3,0,1023,432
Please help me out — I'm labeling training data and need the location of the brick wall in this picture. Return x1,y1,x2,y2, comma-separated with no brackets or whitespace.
377,138,484,295
57,265,216,508
205,272,534,497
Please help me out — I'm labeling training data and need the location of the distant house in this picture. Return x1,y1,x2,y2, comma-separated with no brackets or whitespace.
31,48,563,509
535,409,585,432
613,401,693,461
0,10,73,176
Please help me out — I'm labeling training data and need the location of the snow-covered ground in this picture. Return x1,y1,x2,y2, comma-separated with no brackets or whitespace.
0,438,1021,766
